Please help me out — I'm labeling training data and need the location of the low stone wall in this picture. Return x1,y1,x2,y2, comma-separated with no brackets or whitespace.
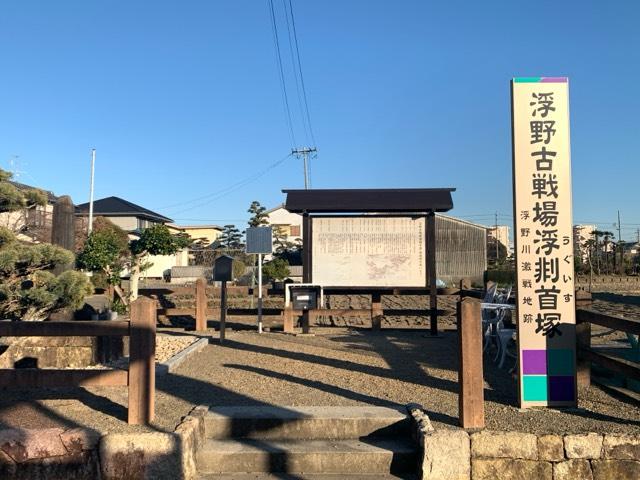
576,275,640,293
413,414,640,480
0,335,126,369
0,406,209,480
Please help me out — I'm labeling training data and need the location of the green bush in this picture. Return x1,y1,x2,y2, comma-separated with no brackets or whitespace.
486,269,516,286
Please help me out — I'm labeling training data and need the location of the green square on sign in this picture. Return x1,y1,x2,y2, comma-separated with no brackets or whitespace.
547,349,574,376
523,375,548,402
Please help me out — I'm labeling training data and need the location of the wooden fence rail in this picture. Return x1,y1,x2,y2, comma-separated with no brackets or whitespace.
576,300,640,387
0,297,156,425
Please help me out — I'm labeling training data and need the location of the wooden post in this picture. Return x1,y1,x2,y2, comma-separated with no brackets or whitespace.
195,277,207,331
301,310,310,334
220,280,227,343
576,290,593,388
128,297,156,425
283,306,295,333
371,293,382,331
426,212,438,336
457,297,484,430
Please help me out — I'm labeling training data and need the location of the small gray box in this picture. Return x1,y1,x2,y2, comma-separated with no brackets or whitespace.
246,227,273,254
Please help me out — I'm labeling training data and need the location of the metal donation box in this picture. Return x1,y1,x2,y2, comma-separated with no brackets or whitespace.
290,286,320,311
213,255,234,282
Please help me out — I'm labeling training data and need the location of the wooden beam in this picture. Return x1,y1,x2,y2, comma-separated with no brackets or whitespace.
128,297,156,425
457,297,484,429
195,277,207,331
576,309,640,335
0,320,130,337
0,369,128,388
579,347,640,382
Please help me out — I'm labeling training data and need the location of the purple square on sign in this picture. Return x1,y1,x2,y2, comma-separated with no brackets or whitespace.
549,376,575,402
522,350,547,374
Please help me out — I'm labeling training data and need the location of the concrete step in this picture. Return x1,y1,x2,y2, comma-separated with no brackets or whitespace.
196,438,418,475
198,474,418,479
205,406,411,440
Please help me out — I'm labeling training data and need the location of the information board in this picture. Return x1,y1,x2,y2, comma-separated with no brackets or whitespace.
511,77,576,408
311,216,426,287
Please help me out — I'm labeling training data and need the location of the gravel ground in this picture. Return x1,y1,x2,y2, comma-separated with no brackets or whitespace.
0,297,637,437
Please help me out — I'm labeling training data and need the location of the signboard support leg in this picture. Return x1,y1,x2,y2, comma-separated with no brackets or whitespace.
220,280,227,344
258,253,263,334
283,306,294,334
427,212,438,336
195,277,206,332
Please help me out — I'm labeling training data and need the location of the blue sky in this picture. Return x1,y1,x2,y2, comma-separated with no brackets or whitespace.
1,1,639,240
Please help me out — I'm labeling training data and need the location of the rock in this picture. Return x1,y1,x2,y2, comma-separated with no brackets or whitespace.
471,431,538,460
538,434,564,462
554,459,593,480
603,434,640,460
99,432,180,480
564,433,603,459
472,459,551,480
591,460,640,480
0,448,16,477
0,428,67,462
422,430,470,480
60,428,101,454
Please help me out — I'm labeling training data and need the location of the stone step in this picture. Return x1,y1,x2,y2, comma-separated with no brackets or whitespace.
204,406,411,440
198,474,418,479
196,438,418,475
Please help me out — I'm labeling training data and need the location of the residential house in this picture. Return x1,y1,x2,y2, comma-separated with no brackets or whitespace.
0,181,57,243
167,224,222,247
573,224,596,262
76,196,188,279
265,204,303,244
486,225,512,258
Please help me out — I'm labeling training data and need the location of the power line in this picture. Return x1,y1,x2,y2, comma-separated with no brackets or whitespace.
268,0,297,148
157,154,292,213
287,0,317,147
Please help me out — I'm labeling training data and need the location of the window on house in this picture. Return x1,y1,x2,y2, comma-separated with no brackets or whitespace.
290,225,301,236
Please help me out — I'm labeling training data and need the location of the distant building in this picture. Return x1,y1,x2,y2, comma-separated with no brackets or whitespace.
487,225,511,257
573,224,596,261
76,196,187,280
167,224,222,246
265,204,303,244
0,181,58,243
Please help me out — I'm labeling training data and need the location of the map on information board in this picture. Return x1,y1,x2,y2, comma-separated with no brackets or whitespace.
311,216,426,287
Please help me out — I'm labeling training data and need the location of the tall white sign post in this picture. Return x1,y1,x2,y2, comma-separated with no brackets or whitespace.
511,77,576,408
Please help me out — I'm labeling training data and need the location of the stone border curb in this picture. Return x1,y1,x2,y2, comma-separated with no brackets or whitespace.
156,337,209,376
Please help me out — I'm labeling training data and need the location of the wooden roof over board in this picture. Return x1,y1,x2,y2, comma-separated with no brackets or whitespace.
282,188,455,214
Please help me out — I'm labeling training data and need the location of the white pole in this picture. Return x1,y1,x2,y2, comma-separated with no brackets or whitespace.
88,148,96,235
258,253,263,333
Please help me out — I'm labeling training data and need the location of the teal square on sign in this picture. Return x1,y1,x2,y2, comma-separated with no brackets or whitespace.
547,349,574,376
523,375,548,401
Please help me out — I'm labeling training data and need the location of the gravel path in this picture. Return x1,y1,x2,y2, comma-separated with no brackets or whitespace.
0,297,637,437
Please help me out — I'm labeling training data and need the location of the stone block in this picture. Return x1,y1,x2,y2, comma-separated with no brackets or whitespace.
471,431,538,460
554,459,593,480
0,428,67,462
603,434,640,460
422,430,470,480
100,432,181,480
472,459,551,480
538,434,564,462
564,433,603,459
592,460,640,480
60,428,101,454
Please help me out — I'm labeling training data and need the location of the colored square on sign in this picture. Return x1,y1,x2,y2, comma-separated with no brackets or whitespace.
523,375,548,402
549,376,575,402
547,349,574,376
522,350,547,374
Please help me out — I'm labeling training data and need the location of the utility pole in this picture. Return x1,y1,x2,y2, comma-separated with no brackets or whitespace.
494,211,499,263
292,147,316,189
88,149,96,235
617,210,623,275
